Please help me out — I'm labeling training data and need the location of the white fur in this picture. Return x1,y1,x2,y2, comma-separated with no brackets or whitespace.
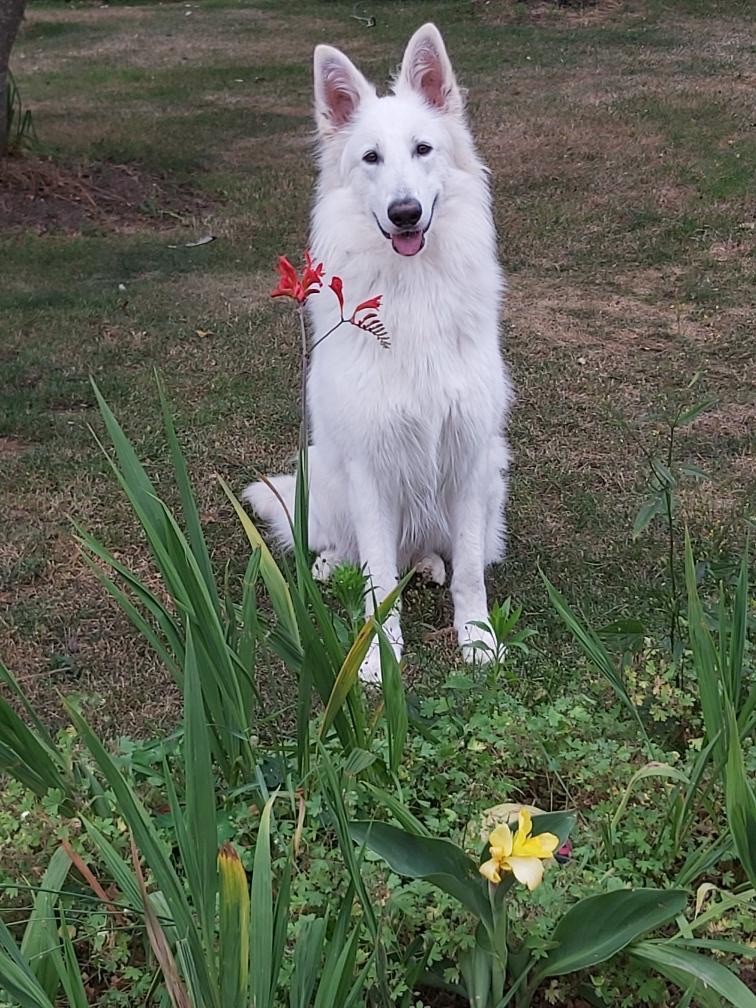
244,24,512,683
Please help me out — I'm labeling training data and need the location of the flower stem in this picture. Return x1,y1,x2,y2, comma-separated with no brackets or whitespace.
309,317,347,354
297,306,308,452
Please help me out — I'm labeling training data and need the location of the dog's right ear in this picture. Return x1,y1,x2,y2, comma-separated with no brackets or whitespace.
314,45,373,137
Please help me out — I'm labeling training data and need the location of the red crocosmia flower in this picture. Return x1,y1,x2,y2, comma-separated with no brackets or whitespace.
349,295,382,321
329,276,344,312
302,251,324,295
271,257,299,299
271,251,324,303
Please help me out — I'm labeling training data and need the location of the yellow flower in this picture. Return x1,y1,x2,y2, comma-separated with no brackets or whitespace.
479,808,559,891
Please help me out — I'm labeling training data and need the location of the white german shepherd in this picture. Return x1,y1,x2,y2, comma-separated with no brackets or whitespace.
245,23,512,682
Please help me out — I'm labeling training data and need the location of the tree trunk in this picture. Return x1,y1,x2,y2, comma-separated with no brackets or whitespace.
0,0,27,156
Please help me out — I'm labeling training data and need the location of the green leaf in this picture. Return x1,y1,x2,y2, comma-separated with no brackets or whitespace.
90,378,167,538
678,463,709,481
63,701,217,1006
535,889,688,979
529,811,576,847
632,495,666,538
728,547,748,712
649,458,676,490
377,624,408,774
598,619,646,651
217,473,301,656
459,943,492,1008
183,625,218,943
290,917,326,1008
541,573,650,747
349,820,491,925
156,370,220,614
610,763,690,837
51,909,89,1008
343,749,378,777
0,941,56,1008
676,399,717,427
314,921,362,1008
319,576,409,739
724,699,756,888
319,752,378,941
250,794,278,1008
631,940,756,1007
218,844,250,1006
684,532,725,762
0,664,69,802
362,784,431,837
20,846,73,998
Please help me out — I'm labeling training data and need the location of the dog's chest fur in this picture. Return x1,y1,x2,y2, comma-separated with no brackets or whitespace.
308,255,503,503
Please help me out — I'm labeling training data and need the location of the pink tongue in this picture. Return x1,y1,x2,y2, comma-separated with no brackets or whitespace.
391,231,424,256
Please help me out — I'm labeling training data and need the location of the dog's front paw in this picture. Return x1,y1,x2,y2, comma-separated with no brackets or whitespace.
458,621,495,666
358,623,403,687
358,643,383,686
312,549,341,583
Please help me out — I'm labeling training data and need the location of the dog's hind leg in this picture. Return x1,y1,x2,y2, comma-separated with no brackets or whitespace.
484,436,511,565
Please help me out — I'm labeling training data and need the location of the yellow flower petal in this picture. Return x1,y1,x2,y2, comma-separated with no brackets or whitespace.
479,858,502,884
517,808,533,840
514,831,560,859
506,855,545,891
488,823,513,858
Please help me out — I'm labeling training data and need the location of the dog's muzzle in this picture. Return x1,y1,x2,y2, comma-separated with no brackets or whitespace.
374,196,437,257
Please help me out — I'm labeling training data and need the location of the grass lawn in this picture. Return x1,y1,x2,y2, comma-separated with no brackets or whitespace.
1,0,754,737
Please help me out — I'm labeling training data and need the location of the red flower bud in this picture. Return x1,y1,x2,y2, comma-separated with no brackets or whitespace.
329,276,344,313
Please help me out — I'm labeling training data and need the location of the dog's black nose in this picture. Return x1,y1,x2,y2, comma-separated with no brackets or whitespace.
387,198,422,229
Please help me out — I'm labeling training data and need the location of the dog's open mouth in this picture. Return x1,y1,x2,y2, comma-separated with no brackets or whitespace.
374,197,437,257
391,231,424,256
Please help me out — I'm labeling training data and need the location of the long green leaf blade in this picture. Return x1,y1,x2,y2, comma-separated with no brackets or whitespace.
535,888,688,979
349,820,491,924
724,699,756,888
250,794,277,1008
541,573,650,745
217,474,301,655
156,370,220,613
684,532,724,761
21,846,73,998
218,843,250,1006
184,625,218,944
631,940,756,1007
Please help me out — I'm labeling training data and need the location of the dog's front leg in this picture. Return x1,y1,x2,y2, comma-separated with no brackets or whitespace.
348,465,402,684
450,479,491,663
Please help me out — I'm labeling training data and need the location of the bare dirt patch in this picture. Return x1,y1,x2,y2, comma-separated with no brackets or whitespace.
0,437,30,459
17,5,355,74
473,0,645,27
0,155,212,234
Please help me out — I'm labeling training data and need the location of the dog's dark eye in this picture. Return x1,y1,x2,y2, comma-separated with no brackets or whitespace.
415,142,433,157
363,150,379,164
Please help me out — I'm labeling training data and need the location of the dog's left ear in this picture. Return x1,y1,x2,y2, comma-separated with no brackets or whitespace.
396,23,463,115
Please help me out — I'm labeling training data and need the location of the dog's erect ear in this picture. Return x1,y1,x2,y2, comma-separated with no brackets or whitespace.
396,23,462,115
314,45,374,136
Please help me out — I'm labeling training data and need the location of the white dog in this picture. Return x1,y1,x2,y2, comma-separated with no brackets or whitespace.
245,23,512,682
